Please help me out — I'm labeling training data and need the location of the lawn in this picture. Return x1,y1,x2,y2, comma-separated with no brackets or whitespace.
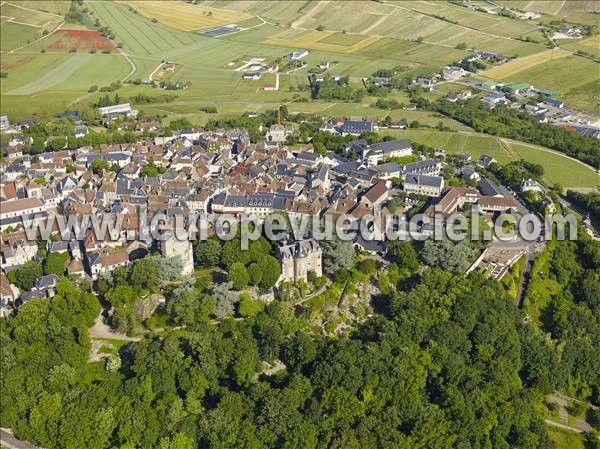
0,21,41,51
119,0,252,31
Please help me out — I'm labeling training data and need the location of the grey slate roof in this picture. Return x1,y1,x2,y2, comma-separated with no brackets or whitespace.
404,173,443,187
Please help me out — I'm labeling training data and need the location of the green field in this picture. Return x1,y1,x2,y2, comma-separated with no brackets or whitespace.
480,54,600,114
1,52,131,117
381,129,599,189
0,21,41,51
1,0,598,127
208,0,548,56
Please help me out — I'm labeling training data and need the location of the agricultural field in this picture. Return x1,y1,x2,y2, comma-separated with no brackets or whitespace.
479,48,571,79
1,0,598,122
263,29,380,53
0,51,131,118
495,0,600,25
479,53,600,114
8,0,71,16
556,34,600,60
25,28,117,53
119,0,252,31
0,1,62,30
209,0,548,56
380,129,600,189
0,21,41,51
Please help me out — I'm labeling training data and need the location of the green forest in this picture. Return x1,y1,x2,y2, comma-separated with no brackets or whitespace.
2,228,599,449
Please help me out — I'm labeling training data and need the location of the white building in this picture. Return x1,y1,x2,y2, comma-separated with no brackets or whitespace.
403,174,445,197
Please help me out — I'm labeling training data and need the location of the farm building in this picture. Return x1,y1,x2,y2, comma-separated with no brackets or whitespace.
98,103,136,117
243,71,262,80
504,82,532,94
481,80,503,90
291,49,309,60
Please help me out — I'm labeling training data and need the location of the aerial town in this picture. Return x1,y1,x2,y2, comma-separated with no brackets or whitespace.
1,1,599,449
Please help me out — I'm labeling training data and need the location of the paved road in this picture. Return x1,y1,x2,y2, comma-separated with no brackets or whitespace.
1,429,43,449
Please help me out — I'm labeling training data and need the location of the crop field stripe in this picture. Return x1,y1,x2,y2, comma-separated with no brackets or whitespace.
91,1,152,54
110,3,163,54
104,2,165,55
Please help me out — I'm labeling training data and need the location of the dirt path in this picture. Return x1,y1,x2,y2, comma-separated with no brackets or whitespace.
291,0,329,28
546,393,596,433
297,278,332,304
362,14,391,35
1,429,43,449
89,312,141,341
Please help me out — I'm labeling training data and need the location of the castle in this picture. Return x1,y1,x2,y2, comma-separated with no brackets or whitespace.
160,235,194,276
277,239,322,283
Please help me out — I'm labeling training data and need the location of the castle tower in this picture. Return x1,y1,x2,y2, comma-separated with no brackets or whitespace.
293,241,308,281
160,235,194,276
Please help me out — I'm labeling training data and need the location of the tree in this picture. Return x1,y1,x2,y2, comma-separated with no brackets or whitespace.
321,236,354,274
387,240,420,271
422,238,474,272
8,261,42,290
247,263,263,286
131,257,160,291
257,255,281,289
44,252,69,276
221,239,242,269
105,284,136,307
90,158,109,175
105,353,122,372
211,282,238,318
229,262,249,290
194,238,221,267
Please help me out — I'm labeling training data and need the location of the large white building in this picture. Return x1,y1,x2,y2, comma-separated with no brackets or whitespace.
403,174,445,197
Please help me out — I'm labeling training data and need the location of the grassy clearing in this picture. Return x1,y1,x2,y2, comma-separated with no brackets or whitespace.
0,21,41,51
546,427,586,449
120,0,252,31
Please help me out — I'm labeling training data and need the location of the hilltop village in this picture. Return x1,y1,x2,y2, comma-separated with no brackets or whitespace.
1,100,567,318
